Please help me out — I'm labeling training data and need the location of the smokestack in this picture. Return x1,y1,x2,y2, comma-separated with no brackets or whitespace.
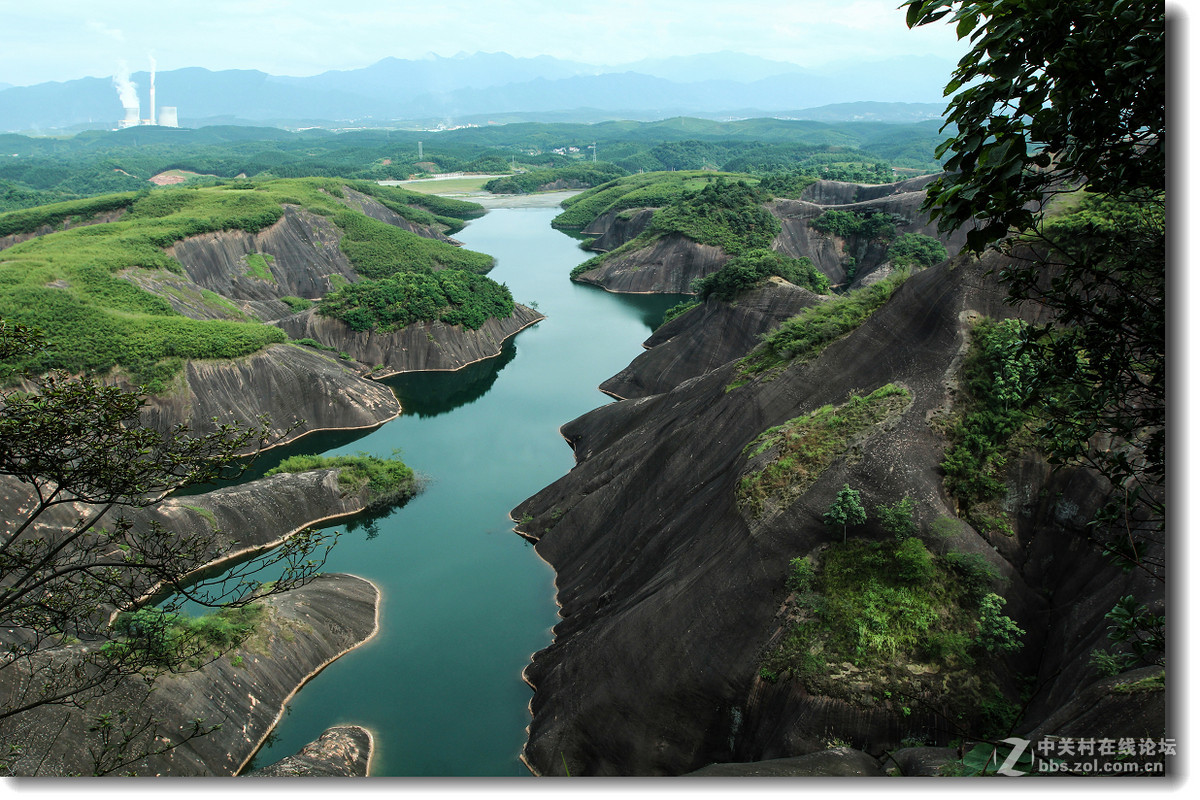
149,55,156,126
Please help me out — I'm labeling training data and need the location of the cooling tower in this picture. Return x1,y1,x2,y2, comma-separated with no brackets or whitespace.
118,105,140,128
158,106,178,127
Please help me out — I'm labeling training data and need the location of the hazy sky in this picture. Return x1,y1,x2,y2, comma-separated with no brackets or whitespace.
0,0,969,86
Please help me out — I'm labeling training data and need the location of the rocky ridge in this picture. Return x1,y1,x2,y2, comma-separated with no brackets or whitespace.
277,302,545,376
568,175,970,295
511,250,1163,775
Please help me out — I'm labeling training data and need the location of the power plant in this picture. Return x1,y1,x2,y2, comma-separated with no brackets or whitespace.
113,57,180,129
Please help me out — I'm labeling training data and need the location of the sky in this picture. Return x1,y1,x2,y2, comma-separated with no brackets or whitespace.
0,0,971,87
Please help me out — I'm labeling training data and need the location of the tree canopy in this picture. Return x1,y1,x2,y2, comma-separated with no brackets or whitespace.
906,0,1165,575
904,0,1164,251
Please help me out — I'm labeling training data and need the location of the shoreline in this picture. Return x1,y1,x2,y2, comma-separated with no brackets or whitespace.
234,574,384,775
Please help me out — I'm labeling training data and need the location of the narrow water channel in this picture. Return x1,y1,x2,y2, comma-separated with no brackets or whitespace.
248,201,684,776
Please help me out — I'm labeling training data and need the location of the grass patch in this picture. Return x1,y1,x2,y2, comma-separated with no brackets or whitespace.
731,270,908,386
738,383,910,517
181,504,218,527
106,603,266,669
280,295,313,313
0,191,140,238
265,451,418,510
1111,671,1165,694
244,252,276,282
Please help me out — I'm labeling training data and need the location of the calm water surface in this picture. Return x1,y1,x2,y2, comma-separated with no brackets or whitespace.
248,205,683,776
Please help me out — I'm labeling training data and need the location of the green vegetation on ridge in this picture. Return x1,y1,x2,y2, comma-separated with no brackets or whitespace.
0,177,495,388
692,248,829,301
733,270,909,384
264,451,418,511
316,270,514,332
738,384,911,517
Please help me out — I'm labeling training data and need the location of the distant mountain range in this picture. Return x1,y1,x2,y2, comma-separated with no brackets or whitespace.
0,51,953,133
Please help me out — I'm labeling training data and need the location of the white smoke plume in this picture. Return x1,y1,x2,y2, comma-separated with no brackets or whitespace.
112,60,138,108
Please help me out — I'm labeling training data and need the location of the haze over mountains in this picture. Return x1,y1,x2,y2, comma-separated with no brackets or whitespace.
0,51,952,133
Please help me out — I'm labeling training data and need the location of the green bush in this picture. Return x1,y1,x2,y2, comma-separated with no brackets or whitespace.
810,209,898,240
647,177,780,255
878,496,918,540
894,537,935,584
975,593,1025,654
265,451,418,510
786,556,816,593
887,233,948,269
658,299,700,328
692,248,829,300
317,270,514,332
943,551,1004,601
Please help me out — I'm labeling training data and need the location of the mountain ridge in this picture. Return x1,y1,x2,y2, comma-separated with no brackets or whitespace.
0,51,954,132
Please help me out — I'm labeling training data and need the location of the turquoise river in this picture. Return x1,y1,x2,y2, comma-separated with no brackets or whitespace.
244,198,683,776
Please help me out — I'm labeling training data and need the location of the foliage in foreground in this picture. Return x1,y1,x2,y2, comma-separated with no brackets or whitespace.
0,319,336,774
906,0,1165,578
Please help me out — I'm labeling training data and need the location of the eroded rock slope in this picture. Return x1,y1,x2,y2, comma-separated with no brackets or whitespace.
512,252,1162,775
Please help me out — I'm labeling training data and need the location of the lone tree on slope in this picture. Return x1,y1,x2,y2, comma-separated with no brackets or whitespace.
824,484,867,542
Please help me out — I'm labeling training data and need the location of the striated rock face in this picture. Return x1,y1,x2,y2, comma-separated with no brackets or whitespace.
124,467,386,566
276,304,545,375
512,251,1162,775
582,208,656,252
570,176,969,294
768,183,971,288
0,573,380,777
249,725,373,776
166,205,359,313
573,233,729,294
600,279,822,400
139,343,400,446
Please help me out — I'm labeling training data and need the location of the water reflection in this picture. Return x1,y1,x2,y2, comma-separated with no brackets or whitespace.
170,424,385,497
385,338,517,418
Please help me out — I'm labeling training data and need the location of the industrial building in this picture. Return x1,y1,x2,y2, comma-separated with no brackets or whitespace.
114,59,180,128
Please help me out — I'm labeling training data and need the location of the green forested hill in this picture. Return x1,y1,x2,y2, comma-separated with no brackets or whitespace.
0,117,945,212
0,178,497,387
